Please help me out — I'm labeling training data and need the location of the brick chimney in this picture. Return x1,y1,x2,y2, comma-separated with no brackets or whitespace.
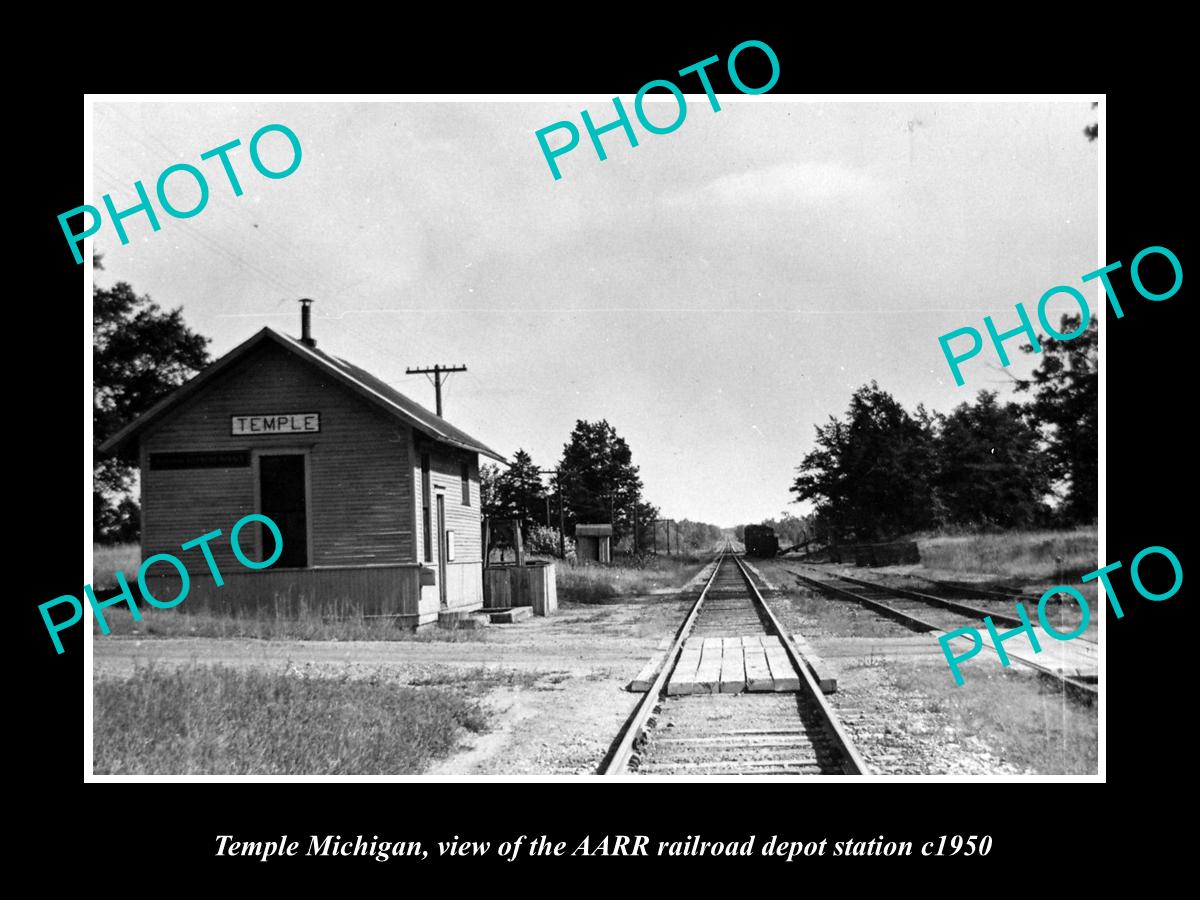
299,298,316,347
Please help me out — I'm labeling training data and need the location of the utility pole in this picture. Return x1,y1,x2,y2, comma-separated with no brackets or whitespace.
633,500,639,555
628,482,640,555
652,518,670,555
559,474,566,559
538,467,565,559
405,363,467,417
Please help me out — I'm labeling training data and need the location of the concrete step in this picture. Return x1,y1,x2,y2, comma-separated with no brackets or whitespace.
437,610,491,630
489,606,533,624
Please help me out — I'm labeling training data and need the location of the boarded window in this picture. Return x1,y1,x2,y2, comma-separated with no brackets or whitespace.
461,460,470,506
150,451,250,470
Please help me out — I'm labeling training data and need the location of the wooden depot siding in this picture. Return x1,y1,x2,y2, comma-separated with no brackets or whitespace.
433,448,483,613
430,449,482,563
140,340,415,573
139,441,254,574
412,441,483,618
143,565,424,618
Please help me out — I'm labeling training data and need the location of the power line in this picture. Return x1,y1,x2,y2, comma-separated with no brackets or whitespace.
91,111,322,304
97,105,388,305
91,160,308,305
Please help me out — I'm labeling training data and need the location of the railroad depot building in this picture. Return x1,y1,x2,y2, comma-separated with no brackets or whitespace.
100,307,504,628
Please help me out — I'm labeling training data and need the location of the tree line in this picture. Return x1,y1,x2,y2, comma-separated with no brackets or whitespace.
789,314,1097,545
481,422,723,556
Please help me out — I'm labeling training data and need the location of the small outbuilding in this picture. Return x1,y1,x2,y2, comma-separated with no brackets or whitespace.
575,524,613,563
99,304,505,628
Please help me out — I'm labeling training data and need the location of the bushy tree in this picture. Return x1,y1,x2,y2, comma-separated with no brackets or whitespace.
526,525,575,560
558,419,646,543
791,382,937,543
1084,101,1098,142
933,391,1051,528
1017,314,1098,523
94,264,210,543
480,462,502,517
492,449,548,534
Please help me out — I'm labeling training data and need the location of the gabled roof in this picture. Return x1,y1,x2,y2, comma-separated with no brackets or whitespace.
99,327,505,462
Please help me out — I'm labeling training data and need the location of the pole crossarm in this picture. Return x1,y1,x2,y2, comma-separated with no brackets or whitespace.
405,364,468,417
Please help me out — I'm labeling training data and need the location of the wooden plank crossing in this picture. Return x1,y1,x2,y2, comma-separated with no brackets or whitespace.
742,639,774,692
938,625,1099,681
668,645,704,695
638,631,835,695
791,633,838,693
764,642,801,691
695,638,724,692
719,637,746,693
655,634,810,695
630,651,668,692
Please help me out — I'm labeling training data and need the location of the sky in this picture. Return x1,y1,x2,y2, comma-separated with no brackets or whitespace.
91,99,1098,526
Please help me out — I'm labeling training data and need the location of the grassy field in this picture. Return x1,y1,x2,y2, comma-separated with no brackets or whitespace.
916,527,1097,581
93,663,489,775
553,553,707,603
891,663,1097,774
93,542,140,590
95,602,483,642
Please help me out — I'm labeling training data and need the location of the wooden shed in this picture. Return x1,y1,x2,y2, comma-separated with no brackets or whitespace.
575,524,613,563
99,312,504,629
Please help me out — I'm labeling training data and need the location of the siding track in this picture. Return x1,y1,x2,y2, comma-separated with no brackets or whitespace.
786,565,1098,705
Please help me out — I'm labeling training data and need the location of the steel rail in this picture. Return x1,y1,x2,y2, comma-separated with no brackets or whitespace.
598,550,725,775
902,575,1098,646
821,569,1026,629
918,576,1033,604
788,569,943,632
729,555,870,775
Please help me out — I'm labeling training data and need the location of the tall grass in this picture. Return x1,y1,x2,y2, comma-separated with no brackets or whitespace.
554,553,706,603
96,602,482,642
916,527,1096,580
93,663,488,774
891,663,1097,774
93,542,140,590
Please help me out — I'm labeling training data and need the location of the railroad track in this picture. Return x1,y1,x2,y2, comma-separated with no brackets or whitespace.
786,565,1098,703
912,576,1032,604
600,548,868,776
903,575,1081,610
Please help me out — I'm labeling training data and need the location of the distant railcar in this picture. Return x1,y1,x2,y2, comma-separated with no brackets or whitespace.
743,524,779,558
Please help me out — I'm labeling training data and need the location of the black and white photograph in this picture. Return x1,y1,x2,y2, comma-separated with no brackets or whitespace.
79,94,1110,780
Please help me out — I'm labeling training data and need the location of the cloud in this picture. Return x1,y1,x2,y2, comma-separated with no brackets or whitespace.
666,161,876,208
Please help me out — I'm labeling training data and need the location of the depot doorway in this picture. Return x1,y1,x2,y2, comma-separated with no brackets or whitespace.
257,452,309,568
